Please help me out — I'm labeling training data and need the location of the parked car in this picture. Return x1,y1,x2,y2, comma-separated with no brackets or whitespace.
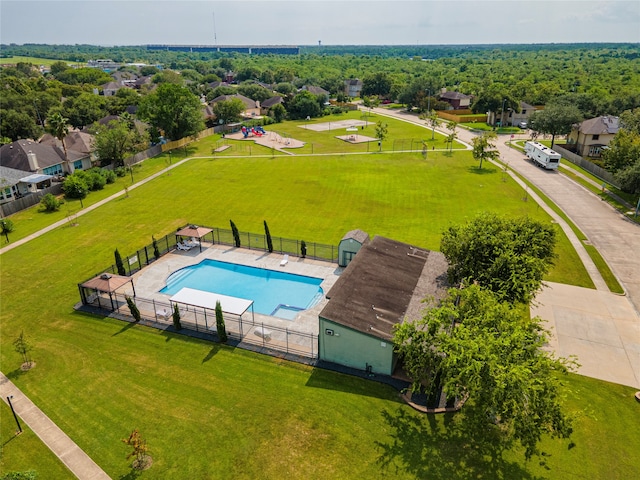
519,121,528,129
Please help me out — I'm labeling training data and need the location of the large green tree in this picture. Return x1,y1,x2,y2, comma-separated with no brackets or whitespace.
440,212,557,304
361,72,391,97
211,98,245,125
286,91,322,120
62,93,108,129
91,119,148,167
137,84,204,141
528,102,583,147
394,284,574,460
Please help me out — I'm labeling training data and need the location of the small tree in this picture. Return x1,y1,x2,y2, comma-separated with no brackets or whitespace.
152,236,160,260
300,240,307,258
122,429,150,470
264,220,273,253
230,220,241,248
40,193,61,212
125,296,141,322
1,218,15,243
472,132,499,170
375,121,388,151
13,330,33,368
114,248,126,276
215,300,228,343
172,303,182,330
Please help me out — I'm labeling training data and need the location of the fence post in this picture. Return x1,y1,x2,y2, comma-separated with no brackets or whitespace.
286,328,289,355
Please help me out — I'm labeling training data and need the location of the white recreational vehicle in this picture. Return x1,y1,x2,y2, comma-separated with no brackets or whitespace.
524,141,561,170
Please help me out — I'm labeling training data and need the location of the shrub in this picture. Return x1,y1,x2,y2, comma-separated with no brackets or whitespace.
172,303,182,330
39,193,61,212
104,169,117,184
125,296,141,322
62,174,88,200
114,166,126,177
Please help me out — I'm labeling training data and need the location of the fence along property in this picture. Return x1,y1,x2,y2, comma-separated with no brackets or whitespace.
78,224,336,359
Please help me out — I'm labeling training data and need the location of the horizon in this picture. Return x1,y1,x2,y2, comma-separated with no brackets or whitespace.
1,1,639,46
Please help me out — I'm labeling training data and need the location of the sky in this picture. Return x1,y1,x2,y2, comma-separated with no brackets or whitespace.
1,0,639,46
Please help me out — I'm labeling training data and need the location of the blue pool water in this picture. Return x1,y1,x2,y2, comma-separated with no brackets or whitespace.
160,259,323,318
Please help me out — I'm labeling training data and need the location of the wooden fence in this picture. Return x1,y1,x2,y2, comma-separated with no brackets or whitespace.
0,183,63,217
554,144,619,187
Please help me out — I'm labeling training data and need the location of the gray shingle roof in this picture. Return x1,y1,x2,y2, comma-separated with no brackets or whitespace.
577,116,620,135
0,140,65,172
320,236,449,341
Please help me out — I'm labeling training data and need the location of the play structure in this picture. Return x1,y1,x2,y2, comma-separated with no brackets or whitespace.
241,125,266,138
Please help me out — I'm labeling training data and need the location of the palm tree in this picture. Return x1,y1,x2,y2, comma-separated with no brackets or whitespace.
46,112,70,163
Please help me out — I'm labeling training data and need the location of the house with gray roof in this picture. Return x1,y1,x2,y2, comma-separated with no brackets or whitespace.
344,79,363,98
319,235,449,375
0,140,67,176
260,95,284,114
566,115,620,158
439,90,472,109
39,131,94,172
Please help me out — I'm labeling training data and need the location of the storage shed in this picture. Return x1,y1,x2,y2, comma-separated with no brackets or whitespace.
338,229,369,267
319,236,449,375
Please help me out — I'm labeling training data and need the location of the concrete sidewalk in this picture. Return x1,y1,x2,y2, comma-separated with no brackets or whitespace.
0,373,111,480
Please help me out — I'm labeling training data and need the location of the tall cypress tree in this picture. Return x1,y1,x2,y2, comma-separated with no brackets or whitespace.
114,248,126,275
230,220,241,247
264,220,273,253
215,300,228,343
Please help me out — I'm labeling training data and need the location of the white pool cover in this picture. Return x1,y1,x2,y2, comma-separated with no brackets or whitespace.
170,287,254,317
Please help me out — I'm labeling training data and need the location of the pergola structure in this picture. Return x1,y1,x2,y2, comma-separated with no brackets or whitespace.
169,287,254,331
78,273,135,310
176,225,213,252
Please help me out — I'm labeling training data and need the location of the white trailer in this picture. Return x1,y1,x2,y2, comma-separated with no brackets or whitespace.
524,141,561,170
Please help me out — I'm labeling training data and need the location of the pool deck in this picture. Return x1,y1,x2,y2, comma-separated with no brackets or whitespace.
131,243,342,336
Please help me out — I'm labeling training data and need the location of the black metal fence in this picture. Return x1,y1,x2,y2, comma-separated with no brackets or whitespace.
83,292,318,359
80,224,338,281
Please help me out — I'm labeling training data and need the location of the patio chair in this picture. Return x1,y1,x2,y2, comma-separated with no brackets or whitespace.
176,242,192,251
155,308,170,320
186,237,199,247
280,254,289,267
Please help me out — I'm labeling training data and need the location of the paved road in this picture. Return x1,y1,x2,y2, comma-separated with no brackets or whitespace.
371,106,640,315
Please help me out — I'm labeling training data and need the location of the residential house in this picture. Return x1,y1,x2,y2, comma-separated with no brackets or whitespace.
210,94,261,119
0,165,53,204
101,81,121,96
319,235,448,375
438,90,472,110
505,101,535,127
344,79,363,98
260,96,284,115
39,131,94,172
1,140,66,175
301,85,330,99
566,115,620,158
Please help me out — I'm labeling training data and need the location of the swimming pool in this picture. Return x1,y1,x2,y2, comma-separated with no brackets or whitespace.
160,259,324,319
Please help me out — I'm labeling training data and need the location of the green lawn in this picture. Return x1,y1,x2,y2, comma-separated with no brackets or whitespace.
203,110,458,157
2,121,637,478
0,56,80,67
0,403,72,479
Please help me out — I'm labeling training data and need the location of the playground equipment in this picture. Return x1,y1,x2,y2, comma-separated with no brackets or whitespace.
241,125,267,138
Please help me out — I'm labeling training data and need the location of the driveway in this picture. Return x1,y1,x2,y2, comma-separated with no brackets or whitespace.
371,107,640,388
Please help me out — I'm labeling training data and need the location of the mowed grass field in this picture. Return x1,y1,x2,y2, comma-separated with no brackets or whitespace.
2,130,638,477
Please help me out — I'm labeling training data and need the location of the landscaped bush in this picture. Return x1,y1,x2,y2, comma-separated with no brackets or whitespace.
39,193,61,212
104,169,117,184
114,166,126,177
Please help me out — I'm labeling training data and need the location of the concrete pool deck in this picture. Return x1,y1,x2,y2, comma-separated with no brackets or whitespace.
131,243,342,336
